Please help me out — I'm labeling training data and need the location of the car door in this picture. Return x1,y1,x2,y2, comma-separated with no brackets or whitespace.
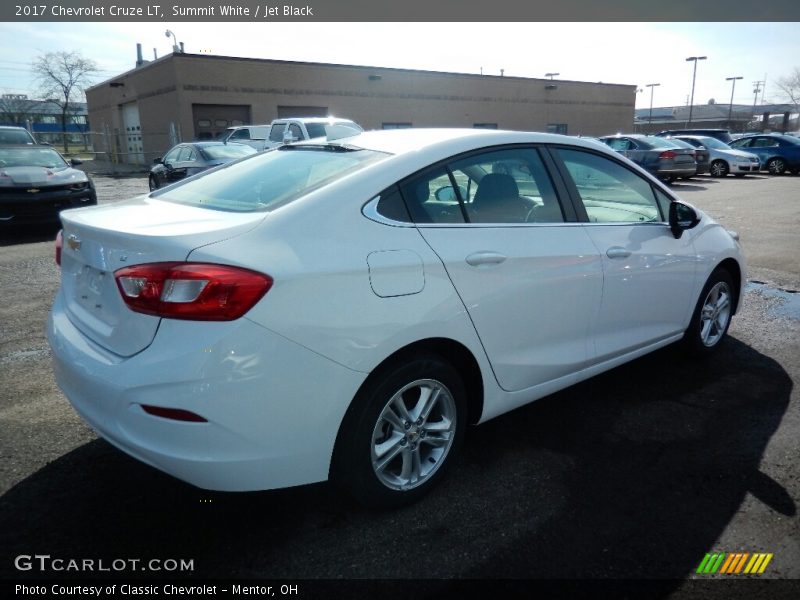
157,147,182,187
551,146,699,363
164,146,194,184
404,146,603,392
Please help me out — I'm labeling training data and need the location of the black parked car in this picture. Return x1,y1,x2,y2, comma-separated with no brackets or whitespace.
0,145,96,226
0,126,37,145
149,142,256,191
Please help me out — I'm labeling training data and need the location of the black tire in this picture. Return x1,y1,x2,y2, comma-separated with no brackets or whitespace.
709,159,729,178
766,157,787,175
683,269,736,355
148,175,158,191
331,354,467,508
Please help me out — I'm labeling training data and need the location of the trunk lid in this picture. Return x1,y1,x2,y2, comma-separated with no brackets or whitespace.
58,195,266,357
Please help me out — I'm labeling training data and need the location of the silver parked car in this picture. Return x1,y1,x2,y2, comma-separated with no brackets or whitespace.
671,135,760,177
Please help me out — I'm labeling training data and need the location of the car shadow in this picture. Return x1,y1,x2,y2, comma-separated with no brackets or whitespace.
0,224,60,247
0,338,792,591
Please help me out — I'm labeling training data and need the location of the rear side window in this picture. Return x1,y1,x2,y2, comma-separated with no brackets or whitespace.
305,123,327,139
156,146,389,212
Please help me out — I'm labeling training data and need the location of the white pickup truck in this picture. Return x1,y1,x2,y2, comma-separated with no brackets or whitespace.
220,117,363,151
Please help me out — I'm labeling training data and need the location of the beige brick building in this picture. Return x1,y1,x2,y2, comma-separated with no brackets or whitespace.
86,52,636,164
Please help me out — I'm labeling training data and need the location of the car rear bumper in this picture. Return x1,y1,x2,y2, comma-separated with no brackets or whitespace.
654,165,697,178
47,291,366,491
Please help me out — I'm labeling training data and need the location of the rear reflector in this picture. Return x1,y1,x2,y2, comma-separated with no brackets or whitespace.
115,262,272,321
658,150,677,159
141,405,208,422
55,230,63,266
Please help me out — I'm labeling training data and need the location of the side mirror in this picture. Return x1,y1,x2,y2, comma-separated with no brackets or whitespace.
70,158,83,166
669,201,700,239
283,131,297,144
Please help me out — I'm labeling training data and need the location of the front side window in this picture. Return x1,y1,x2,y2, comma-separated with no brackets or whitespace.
155,146,389,212
162,147,181,164
558,148,661,223
288,124,303,141
176,147,194,162
751,137,779,148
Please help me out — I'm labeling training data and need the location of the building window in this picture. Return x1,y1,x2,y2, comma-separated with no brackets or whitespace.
382,122,412,129
547,123,568,135
197,119,212,128
473,123,498,129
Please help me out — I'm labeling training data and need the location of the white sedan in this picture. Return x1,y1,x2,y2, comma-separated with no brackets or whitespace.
48,129,745,507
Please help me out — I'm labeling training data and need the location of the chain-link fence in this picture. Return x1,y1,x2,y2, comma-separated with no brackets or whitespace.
52,123,183,174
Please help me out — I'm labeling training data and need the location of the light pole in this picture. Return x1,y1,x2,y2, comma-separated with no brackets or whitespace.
726,76,743,131
646,83,660,131
686,56,707,126
165,29,181,54
545,72,559,80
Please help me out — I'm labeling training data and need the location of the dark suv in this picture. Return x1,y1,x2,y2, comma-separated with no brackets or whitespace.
657,129,733,144
0,126,37,145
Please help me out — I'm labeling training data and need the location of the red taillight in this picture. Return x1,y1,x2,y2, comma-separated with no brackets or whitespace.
141,405,207,422
114,262,272,321
55,230,63,266
658,150,677,159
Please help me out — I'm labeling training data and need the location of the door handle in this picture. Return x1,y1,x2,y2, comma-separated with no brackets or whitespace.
606,247,631,259
466,251,507,267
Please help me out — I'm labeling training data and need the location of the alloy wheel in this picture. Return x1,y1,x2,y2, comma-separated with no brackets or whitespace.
371,378,457,491
699,281,732,347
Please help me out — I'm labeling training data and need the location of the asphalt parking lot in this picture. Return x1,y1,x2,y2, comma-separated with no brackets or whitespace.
1,172,798,595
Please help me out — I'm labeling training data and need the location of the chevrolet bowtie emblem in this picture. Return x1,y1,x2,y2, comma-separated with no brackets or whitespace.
27,188,40,193
66,234,81,251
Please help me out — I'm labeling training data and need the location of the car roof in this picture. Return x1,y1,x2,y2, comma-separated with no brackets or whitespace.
295,128,614,157
275,117,357,124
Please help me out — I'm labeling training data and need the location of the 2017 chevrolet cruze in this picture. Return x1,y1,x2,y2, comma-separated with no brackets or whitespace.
48,129,745,507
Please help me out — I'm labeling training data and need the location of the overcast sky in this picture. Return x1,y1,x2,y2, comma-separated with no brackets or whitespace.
0,22,797,110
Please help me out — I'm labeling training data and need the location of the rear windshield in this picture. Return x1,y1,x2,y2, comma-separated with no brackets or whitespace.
696,137,730,150
155,145,388,212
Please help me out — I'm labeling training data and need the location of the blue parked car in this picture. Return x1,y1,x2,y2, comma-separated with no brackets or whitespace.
728,133,800,175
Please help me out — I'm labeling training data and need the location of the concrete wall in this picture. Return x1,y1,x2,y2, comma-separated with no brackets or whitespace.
87,53,636,163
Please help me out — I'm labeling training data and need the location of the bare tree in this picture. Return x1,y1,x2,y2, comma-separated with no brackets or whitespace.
0,93,37,126
32,51,98,152
775,67,800,111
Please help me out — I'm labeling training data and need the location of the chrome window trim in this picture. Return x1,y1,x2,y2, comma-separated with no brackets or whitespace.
363,195,669,229
362,195,415,227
